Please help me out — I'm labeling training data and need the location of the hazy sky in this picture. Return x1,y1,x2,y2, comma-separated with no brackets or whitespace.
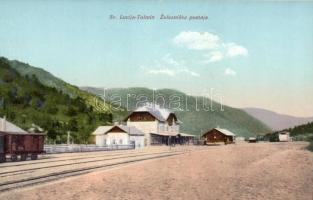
0,1,313,117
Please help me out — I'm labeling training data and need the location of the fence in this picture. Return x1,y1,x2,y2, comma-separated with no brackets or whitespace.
44,144,135,154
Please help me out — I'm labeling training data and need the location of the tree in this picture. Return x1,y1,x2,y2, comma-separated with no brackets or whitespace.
45,103,58,114
66,106,77,116
68,118,78,132
47,129,58,140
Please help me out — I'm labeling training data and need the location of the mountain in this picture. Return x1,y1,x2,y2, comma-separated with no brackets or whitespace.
81,87,271,137
243,107,313,131
1,57,271,138
6,58,113,113
0,57,113,144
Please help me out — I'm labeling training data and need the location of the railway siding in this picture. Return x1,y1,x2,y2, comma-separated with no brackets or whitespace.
0,146,193,193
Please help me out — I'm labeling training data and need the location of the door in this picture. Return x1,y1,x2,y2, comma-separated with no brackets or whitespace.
33,136,39,152
0,135,4,154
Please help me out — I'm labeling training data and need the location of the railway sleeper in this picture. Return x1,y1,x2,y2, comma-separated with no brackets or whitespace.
0,154,5,163
1,153,39,162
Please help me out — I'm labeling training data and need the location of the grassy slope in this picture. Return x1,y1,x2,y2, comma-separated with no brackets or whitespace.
82,87,271,137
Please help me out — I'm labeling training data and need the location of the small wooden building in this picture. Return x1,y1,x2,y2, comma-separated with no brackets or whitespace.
248,137,257,143
92,125,145,148
278,131,290,142
202,128,235,144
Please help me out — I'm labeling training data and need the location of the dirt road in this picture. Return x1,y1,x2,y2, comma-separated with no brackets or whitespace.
0,142,312,200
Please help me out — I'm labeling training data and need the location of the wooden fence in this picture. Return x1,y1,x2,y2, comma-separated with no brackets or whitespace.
44,144,135,154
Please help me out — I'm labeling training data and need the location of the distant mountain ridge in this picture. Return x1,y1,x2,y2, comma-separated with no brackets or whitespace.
81,87,271,137
243,107,313,131
9,60,73,96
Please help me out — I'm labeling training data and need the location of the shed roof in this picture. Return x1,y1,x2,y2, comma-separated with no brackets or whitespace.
151,132,178,137
0,131,45,136
92,125,145,136
179,133,195,137
150,132,195,137
279,131,290,135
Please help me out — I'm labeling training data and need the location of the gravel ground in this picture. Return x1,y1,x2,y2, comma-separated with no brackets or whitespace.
0,147,188,184
1,142,312,200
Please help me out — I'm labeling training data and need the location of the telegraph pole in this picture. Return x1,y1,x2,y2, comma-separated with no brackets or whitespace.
67,131,71,145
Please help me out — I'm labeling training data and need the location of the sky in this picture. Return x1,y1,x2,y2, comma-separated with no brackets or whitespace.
0,1,313,117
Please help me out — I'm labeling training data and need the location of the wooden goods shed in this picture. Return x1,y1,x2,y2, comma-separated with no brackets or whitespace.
202,128,235,144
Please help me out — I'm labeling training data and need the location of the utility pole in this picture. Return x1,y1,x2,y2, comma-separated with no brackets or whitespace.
67,131,71,145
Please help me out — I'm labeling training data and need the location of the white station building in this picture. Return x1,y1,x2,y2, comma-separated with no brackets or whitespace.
92,124,145,148
93,104,194,147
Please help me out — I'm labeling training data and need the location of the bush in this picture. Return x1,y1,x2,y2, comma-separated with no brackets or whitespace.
307,141,313,152
45,104,58,114
269,133,279,142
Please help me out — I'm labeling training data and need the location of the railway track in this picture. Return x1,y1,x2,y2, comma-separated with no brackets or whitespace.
0,149,171,168
0,150,186,193
0,150,183,177
0,147,156,166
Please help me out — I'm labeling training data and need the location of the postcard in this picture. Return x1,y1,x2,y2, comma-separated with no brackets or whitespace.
0,1,312,200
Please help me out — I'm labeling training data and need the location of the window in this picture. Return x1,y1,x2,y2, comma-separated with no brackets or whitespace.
159,124,164,131
119,139,123,144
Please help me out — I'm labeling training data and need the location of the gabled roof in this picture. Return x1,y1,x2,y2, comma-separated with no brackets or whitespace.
203,128,236,137
92,125,144,136
214,128,236,136
117,125,145,136
127,104,180,123
92,126,113,135
0,117,27,133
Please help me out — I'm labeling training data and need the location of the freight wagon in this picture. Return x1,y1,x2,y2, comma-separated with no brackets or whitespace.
0,131,45,162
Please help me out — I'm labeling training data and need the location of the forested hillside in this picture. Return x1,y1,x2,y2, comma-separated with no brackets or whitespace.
263,121,313,151
0,57,112,144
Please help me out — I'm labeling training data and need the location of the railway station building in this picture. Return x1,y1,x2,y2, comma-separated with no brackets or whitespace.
93,104,195,147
